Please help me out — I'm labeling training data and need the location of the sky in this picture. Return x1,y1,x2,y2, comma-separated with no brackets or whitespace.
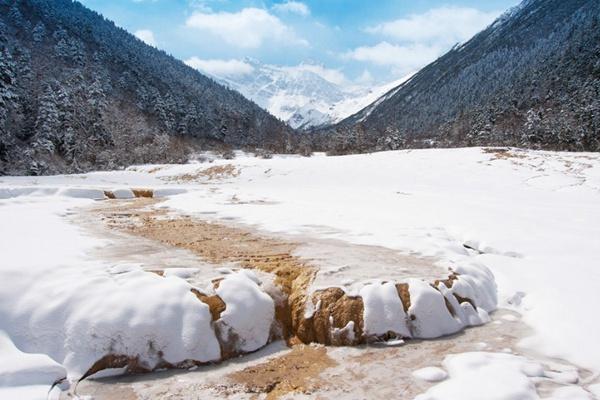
79,0,520,86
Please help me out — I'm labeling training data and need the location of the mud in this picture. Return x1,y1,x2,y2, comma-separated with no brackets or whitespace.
229,344,337,399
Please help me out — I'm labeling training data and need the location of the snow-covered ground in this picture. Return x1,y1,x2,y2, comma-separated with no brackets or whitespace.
1,147,599,399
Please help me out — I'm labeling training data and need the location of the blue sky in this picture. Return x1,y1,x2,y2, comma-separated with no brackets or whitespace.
79,0,520,85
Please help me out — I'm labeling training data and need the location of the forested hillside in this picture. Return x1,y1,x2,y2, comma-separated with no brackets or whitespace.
0,0,293,175
321,0,600,154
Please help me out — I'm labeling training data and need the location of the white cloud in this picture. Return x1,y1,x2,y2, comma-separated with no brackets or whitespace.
344,41,442,75
185,8,308,49
185,57,255,77
345,6,502,77
273,1,310,17
134,29,157,46
366,7,500,46
356,69,374,84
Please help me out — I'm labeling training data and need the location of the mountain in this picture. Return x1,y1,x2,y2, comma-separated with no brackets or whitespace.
322,0,600,153
204,58,410,130
0,0,294,176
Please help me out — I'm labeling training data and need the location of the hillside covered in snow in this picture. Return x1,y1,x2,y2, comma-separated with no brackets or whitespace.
323,0,600,154
0,0,293,176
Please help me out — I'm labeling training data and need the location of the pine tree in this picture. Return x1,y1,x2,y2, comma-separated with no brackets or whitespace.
86,75,111,145
32,22,46,42
8,2,25,29
0,46,16,162
34,83,60,153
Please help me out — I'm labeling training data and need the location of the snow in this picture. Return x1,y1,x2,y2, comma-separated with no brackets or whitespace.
160,148,600,373
1,147,599,396
412,366,448,382
204,58,412,129
216,270,275,353
360,281,411,338
0,196,222,378
0,330,66,398
548,386,592,400
415,352,545,400
407,279,462,338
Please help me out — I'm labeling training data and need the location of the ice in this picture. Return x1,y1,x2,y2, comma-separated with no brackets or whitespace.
161,148,600,372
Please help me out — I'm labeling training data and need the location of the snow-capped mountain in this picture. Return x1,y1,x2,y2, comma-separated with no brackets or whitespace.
205,58,410,130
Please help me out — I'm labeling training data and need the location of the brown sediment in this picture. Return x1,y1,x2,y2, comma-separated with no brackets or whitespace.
434,273,477,309
294,287,364,346
228,344,337,400
132,189,154,198
103,190,116,199
190,288,226,322
396,283,411,312
80,355,150,381
160,164,240,183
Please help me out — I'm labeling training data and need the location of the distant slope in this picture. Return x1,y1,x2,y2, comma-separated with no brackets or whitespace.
0,0,293,175
323,0,600,153
203,58,410,130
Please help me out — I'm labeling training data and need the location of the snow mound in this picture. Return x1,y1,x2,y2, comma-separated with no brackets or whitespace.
215,270,275,353
0,330,66,390
412,366,448,382
415,352,545,400
0,196,277,385
360,281,411,339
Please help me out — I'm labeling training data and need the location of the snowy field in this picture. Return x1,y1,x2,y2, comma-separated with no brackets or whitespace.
1,147,599,399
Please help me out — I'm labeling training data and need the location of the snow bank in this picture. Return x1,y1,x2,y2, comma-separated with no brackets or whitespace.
0,197,222,378
216,270,275,353
0,196,274,387
415,352,544,400
360,281,411,339
412,366,448,382
0,330,66,398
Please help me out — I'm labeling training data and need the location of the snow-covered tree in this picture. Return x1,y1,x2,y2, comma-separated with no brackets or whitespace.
32,22,46,42
33,84,60,153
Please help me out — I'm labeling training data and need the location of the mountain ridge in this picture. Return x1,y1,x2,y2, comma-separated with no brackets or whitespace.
320,0,600,153
200,58,410,130
0,0,294,175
